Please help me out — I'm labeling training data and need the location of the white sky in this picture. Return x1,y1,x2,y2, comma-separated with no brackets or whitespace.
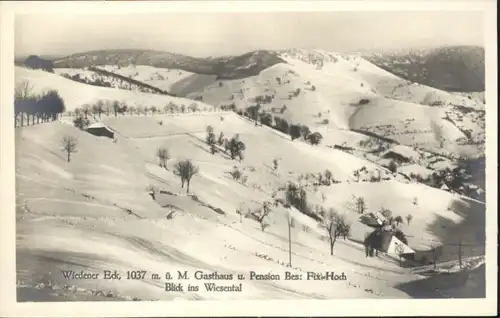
15,11,484,58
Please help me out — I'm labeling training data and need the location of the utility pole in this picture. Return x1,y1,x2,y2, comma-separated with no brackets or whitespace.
288,210,292,268
458,238,462,269
432,246,437,270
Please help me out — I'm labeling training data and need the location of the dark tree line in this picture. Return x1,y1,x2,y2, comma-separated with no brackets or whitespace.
236,106,323,146
24,55,54,73
14,82,65,127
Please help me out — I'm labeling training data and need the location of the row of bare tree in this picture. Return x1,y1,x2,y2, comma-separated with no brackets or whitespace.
14,81,66,127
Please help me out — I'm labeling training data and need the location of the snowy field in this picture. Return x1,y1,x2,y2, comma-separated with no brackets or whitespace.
14,52,486,301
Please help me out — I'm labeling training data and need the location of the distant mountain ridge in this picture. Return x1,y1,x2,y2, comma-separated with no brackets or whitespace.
29,45,486,92
363,45,485,92
51,49,286,80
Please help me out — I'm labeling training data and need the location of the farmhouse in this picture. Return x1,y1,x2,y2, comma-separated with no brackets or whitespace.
382,145,420,164
364,229,415,257
85,123,115,139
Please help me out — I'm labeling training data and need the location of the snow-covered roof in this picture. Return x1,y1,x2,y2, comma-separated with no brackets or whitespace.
383,145,420,160
86,122,108,129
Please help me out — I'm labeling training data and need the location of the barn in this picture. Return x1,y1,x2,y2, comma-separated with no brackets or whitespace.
85,123,115,139
382,145,420,164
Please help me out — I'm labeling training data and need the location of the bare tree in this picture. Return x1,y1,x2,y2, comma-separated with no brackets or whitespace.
112,100,121,117
406,214,413,225
323,169,332,185
81,104,92,119
355,197,366,214
255,202,272,231
394,215,404,226
61,136,77,163
236,207,244,223
173,159,199,193
218,132,225,146
156,147,171,169
92,100,105,118
323,209,348,255
15,81,34,99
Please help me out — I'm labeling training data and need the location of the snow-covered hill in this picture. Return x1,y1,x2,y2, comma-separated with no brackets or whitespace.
159,49,485,160
16,112,484,301
97,65,194,92
15,66,208,112
14,52,485,301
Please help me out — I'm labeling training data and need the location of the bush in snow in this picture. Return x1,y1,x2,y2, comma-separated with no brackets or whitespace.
230,167,242,180
146,184,159,200
307,132,323,145
73,116,90,130
412,197,418,205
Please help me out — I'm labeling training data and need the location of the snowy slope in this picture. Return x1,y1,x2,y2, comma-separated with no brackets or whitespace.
16,110,484,301
98,65,195,92
170,49,484,158
15,66,209,112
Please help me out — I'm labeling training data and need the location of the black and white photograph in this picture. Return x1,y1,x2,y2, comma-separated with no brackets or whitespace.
0,0,497,316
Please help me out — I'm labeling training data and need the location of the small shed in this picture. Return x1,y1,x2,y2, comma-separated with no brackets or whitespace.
86,123,115,139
